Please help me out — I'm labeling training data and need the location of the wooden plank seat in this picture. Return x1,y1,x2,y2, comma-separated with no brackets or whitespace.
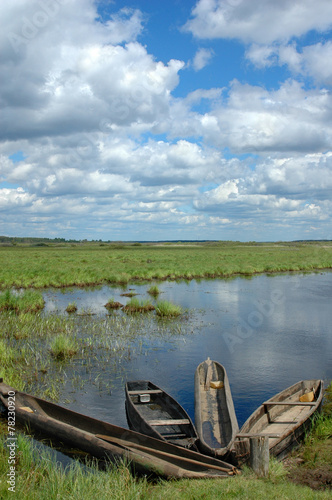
162,433,188,438
147,418,190,426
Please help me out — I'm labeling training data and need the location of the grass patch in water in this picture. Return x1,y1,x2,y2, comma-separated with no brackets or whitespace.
147,285,160,296
0,290,44,313
104,299,123,310
49,334,78,360
155,300,182,318
66,301,77,313
123,297,155,313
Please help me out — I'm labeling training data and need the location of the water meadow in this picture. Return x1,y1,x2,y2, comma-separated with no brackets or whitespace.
0,241,331,497
1,240,332,289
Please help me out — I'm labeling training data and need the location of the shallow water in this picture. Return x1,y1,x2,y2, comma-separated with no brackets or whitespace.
42,271,332,430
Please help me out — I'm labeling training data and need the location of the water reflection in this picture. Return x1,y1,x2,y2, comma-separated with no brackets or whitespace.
41,272,332,428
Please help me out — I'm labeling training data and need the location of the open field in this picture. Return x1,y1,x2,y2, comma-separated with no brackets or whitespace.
1,241,332,289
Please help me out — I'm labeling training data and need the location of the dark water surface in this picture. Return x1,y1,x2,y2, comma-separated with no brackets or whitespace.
42,271,332,431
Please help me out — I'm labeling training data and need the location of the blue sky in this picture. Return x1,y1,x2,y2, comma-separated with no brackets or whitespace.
1,0,332,241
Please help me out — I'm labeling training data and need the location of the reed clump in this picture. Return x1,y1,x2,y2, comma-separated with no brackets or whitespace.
147,285,160,296
123,297,155,313
104,299,123,310
49,334,78,360
66,302,78,313
155,300,183,318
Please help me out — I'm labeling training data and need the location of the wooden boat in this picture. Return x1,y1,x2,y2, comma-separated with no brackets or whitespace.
194,358,239,462
0,379,238,479
233,379,324,463
125,380,199,450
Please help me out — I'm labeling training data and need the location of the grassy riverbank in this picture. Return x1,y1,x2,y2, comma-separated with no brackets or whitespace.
0,241,331,289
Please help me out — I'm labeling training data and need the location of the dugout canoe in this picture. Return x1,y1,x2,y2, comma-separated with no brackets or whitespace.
233,379,324,463
0,379,238,479
194,358,239,462
125,380,199,450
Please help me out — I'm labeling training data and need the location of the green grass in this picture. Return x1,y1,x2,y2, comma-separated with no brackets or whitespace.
123,297,155,313
104,298,123,310
147,285,160,296
0,290,44,313
0,431,331,500
66,302,77,313
49,334,78,360
155,300,183,317
0,241,331,289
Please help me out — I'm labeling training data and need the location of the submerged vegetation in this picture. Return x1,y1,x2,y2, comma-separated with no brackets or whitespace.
0,241,331,289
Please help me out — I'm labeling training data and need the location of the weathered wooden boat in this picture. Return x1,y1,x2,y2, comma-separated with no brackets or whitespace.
0,379,238,479
194,358,239,462
233,379,324,463
125,380,199,450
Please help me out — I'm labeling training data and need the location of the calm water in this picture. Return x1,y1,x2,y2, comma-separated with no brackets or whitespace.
42,272,332,430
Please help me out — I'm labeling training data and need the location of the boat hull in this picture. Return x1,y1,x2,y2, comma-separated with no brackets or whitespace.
233,379,324,464
0,379,237,479
125,380,198,450
194,359,239,461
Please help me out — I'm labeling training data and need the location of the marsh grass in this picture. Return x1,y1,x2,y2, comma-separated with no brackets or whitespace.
1,241,331,289
155,300,183,318
123,297,155,313
104,298,123,310
49,334,78,360
0,290,44,313
66,301,77,313
147,285,160,296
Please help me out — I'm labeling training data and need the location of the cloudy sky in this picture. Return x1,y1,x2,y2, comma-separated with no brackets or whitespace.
1,0,332,241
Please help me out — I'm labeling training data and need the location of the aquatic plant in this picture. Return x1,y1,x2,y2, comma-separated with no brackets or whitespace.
155,300,182,318
147,285,160,296
104,299,123,310
123,297,155,313
49,334,78,360
0,289,44,313
66,302,78,313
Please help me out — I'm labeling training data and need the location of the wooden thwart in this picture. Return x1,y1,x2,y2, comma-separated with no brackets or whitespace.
147,418,190,426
